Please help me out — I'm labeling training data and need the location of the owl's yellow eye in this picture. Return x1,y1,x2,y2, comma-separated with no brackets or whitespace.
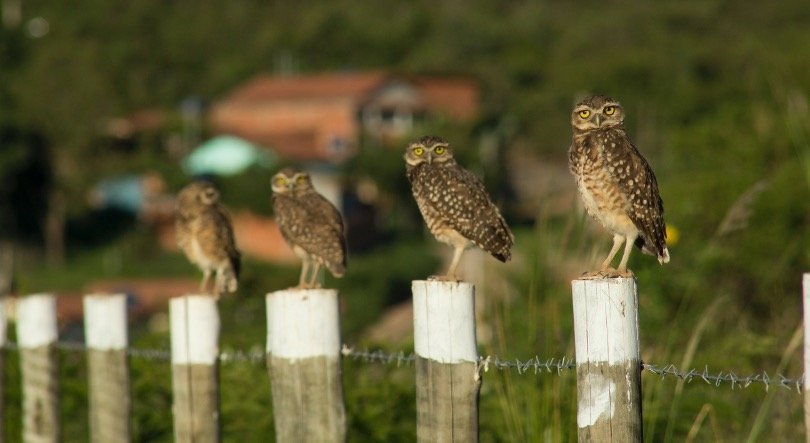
434,146,446,155
413,147,425,156
273,176,287,186
603,106,615,116
578,110,591,119
296,175,307,183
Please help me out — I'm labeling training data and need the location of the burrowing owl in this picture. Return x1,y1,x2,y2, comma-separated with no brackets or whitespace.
405,135,514,280
272,168,347,289
175,181,241,296
569,95,670,277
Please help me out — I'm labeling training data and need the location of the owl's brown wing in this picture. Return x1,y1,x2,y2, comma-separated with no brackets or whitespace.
200,206,241,278
175,212,191,250
273,194,308,247
272,194,347,276
310,194,345,239
308,193,347,274
602,131,667,259
413,164,514,261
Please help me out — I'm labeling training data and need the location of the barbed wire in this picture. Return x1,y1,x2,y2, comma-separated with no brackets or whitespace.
642,362,804,393
2,341,803,393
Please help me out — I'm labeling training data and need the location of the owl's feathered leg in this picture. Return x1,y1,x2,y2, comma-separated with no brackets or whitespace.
213,268,225,299
581,234,633,279
222,266,238,294
308,262,322,289
616,234,637,277
600,234,624,270
296,260,310,289
440,245,466,281
200,269,212,294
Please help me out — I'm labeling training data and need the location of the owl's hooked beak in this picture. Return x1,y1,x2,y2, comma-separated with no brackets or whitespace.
595,114,603,127
427,153,432,164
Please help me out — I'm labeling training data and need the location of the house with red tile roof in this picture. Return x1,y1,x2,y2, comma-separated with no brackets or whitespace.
208,71,480,163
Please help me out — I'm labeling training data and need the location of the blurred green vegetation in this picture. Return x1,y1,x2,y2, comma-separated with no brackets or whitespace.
0,0,809,441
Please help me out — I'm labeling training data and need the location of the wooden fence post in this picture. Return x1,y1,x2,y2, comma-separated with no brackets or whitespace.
84,293,130,443
266,289,346,443
170,295,220,443
412,280,480,443
16,293,60,443
802,273,810,443
572,277,642,442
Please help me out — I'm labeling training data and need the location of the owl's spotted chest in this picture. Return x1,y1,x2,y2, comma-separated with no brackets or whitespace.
408,165,472,250
188,237,216,270
570,132,638,237
179,216,223,270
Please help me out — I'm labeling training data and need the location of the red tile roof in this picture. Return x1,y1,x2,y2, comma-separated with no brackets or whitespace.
416,77,480,120
223,71,392,103
209,71,480,162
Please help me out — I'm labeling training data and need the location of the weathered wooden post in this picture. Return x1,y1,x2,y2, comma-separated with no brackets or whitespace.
17,293,60,443
84,293,130,443
802,273,810,443
572,277,642,442
412,280,480,442
170,295,220,443
266,289,346,442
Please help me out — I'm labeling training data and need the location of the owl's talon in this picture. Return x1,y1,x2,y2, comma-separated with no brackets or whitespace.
427,274,461,282
614,269,635,278
580,270,607,280
580,268,635,279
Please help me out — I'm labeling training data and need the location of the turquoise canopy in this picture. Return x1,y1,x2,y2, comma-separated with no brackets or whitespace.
182,135,275,176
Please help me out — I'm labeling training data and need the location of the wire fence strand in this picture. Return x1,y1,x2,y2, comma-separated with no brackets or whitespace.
2,341,803,393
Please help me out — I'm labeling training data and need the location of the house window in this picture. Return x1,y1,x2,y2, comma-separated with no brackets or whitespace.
362,107,414,136
329,137,348,155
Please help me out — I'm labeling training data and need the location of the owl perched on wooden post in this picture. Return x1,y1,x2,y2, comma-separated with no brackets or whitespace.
568,95,670,277
271,168,347,289
405,135,514,281
175,181,241,296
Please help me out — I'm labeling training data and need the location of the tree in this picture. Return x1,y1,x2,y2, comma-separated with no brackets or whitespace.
11,30,117,264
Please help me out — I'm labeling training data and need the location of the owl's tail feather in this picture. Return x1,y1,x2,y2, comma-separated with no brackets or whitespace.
492,249,511,263
635,236,670,264
658,247,670,265
230,253,241,281
327,262,346,278
218,265,238,294
481,231,513,262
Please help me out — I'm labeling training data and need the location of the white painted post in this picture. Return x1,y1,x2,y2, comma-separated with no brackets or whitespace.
170,295,220,443
572,277,642,442
84,294,130,443
266,289,346,443
412,280,480,443
802,273,810,443
17,294,60,443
